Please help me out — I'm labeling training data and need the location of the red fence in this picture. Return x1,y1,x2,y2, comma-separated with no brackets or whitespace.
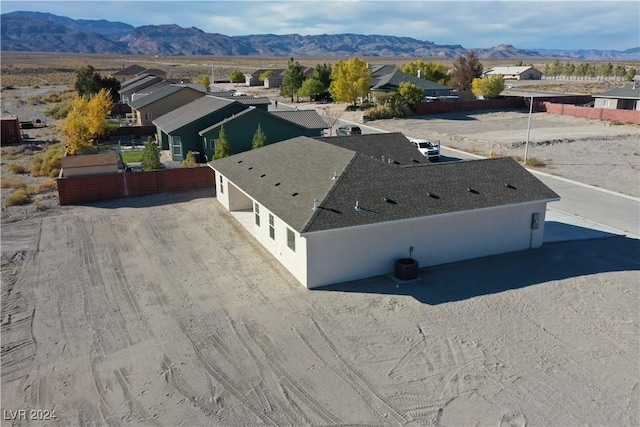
541,103,640,124
57,166,215,205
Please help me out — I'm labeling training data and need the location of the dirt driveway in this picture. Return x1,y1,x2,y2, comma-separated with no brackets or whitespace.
1,188,638,426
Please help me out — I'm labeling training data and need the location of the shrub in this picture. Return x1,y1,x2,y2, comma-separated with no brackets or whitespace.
30,143,64,177
141,139,162,171
1,177,26,189
5,188,30,206
182,151,197,168
8,163,28,174
44,99,73,119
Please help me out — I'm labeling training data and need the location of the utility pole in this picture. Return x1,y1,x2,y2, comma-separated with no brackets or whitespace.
524,93,533,165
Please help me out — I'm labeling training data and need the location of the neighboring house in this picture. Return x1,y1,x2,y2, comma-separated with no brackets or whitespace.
483,66,543,80
593,82,640,110
245,69,283,86
371,71,452,97
110,65,167,83
153,96,248,160
210,133,559,289
199,108,328,159
370,64,397,77
129,84,206,125
232,96,272,111
119,76,168,104
61,152,119,177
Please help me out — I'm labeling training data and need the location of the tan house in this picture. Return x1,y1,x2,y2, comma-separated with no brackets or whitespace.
483,66,543,80
61,152,119,177
129,84,206,125
593,81,640,111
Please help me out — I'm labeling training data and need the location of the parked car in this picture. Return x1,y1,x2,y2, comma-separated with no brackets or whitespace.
336,125,362,136
410,138,440,161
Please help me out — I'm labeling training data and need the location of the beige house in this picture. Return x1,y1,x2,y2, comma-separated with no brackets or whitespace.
61,152,119,177
593,82,640,111
483,66,543,80
129,84,206,125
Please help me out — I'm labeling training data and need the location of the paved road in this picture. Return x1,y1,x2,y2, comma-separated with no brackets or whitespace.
344,119,640,239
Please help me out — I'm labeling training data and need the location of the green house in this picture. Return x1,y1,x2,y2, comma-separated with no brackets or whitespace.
199,108,328,160
153,96,257,161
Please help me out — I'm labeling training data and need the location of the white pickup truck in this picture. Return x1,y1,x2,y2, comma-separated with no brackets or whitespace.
409,138,440,161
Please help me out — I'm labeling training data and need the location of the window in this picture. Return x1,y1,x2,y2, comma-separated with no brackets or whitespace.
219,175,224,194
269,214,275,240
209,138,216,151
254,203,260,226
287,228,295,252
144,112,153,121
172,136,182,157
603,99,611,107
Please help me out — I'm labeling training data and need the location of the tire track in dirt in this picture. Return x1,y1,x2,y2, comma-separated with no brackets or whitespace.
304,317,411,425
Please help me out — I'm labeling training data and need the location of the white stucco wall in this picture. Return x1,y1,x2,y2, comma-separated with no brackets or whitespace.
304,202,547,289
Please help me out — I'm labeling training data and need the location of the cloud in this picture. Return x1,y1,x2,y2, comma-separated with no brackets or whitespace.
1,0,638,50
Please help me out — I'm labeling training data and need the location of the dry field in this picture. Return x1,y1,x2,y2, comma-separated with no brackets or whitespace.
1,54,639,426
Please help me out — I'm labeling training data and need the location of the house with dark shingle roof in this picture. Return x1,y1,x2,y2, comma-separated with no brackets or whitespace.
198,108,327,160
593,82,640,111
119,76,169,104
129,84,206,125
371,71,452,97
210,133,560,288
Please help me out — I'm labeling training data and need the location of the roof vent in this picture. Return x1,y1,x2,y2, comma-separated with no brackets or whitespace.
504,183,517,189
427,192,440,199
381,155,386,163
292,192,298,197
260,174,266,177
355,201,361,212
312,198,318,210
237,160,243,164
466,187,480,194
248,166,253,170
332,171,338,180
383,197,397,205
411,158,420,163
387,158,393,164
275,182,280,187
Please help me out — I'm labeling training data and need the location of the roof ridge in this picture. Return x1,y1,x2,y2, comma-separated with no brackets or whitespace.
301,150,359,233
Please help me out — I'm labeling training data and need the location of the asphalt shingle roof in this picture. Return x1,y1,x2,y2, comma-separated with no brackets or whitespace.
371,71,450,91
119,76,164,94
270,110,329,129
129,85,204,110
593,85,640,100
152,95,237,133
211,134,560,233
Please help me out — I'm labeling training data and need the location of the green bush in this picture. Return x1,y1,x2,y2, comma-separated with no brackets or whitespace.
182,151,197,168
44,99,73,119
141,140,162,171
5,188,30,206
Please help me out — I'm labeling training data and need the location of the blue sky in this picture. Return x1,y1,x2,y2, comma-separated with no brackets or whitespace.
1,1,639,51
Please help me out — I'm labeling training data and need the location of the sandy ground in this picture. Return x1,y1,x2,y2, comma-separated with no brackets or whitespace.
1,84,639,426
1,189,638,426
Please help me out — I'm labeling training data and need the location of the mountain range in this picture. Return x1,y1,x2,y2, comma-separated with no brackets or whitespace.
1,11,638,60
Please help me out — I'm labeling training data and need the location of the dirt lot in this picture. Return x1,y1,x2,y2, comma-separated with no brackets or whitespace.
1,74,639,425
1,188,638,426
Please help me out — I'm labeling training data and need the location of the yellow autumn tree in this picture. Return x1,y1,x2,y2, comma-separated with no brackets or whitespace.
329,57,371,106
61,88,113,155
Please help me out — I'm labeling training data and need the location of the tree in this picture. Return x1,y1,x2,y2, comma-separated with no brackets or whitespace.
312,63,332,90
259,70,275,81
396,82,424,109
298,78,325,101
280,58,305,102
74,64,121,102
213,125,231,159
329,57,371,106
197,73,211,92
61,89,113,155
449,51,483,91
229,70,245,85
142,138,162,171
319,105,344,136
624,67,637,81
471,75,505,99
252,124,267,149
402,60,449,84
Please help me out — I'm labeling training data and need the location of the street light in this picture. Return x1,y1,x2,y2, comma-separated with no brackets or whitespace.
524,92,533,165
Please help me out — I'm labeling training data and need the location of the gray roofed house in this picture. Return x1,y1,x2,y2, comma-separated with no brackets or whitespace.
119,76,168,103
270,110,330,130
153,95,248,160
211,133,559,288
371,71,452,97
128,84,206,125
593,84,640,110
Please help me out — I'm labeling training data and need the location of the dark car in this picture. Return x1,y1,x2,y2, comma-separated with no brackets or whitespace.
336,125,362,136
